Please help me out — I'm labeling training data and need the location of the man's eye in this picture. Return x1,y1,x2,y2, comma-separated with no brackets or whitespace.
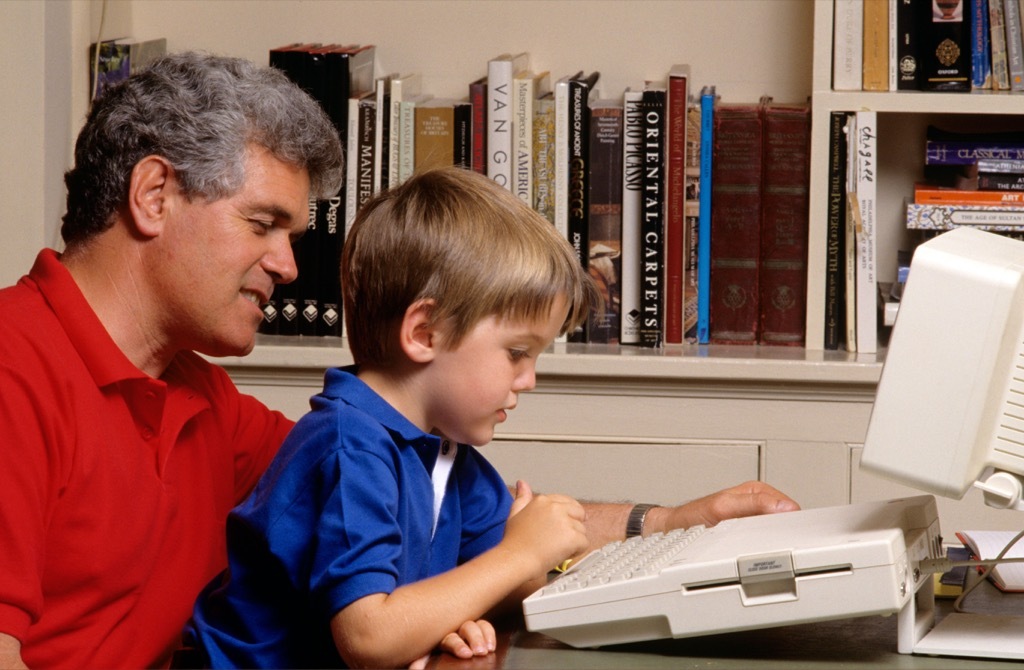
249,218,274,233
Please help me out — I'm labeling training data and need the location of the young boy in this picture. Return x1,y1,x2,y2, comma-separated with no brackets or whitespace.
186,167,600,668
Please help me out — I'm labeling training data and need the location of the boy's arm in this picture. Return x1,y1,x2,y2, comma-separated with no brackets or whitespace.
578,480,799,554
330,492,587,669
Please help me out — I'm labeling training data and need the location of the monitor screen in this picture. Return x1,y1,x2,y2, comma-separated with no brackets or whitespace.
861,227,1024,512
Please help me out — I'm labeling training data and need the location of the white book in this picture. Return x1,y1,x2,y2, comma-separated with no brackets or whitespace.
344,92,366,236
552,71,579,243
512,70,550,207
990,0,1011,90
887,0,897,91
486,52,530,190
388,73,423,186
397,93,433,184
620,87,644,346
832,0,864,90
854,109,877,354
373,73,397,194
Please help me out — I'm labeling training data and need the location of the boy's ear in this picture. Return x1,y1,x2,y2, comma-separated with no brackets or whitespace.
127,155,176,239
399,299,439,364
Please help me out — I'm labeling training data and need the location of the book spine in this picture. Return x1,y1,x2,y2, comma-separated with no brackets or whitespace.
824,111,848,351
374,77,391,193
888,0,899,90
415,102,455,170
533,94,556,223
453,101,473,170
833,0,865,90
926,142,1024,165
907,202,1024,229
990,0,1011,89
1006,0,1024,90
854,109,878,354
915,185,1024,203
398,99,418,183
683,99,702,342
709,102,763,345
843,114,858,353
664,71,688,344
357,97,376,214
553,76,572,242
922,0,972,90
566,77,592,342
513,75,534,206
620,88,644,346
759,103,810,346
979,172,1024,190
587,102,624,344
487,58,515,189
469,77,488,174
318,194,344,336
896,0,925,90
971,0,993,88
696,87,715,344
639,88,666,348
344,94,363,237
862,0,890,91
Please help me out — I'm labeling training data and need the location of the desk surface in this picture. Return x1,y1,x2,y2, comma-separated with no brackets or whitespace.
429,584,1023,669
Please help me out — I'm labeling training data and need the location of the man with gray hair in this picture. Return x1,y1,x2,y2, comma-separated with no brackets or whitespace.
0,52,344,669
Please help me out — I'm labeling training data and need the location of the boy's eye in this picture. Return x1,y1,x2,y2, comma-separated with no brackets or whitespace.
509,349,530,362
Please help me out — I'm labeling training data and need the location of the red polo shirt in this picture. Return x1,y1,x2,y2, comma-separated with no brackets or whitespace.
0,250,293,669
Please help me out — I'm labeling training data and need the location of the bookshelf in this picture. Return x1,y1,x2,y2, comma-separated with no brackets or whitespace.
806,1,1024,350
11,0,1023,529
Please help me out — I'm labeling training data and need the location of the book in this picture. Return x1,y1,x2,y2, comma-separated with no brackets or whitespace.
398,93,434,183
824,111,849,351
587,99,624,344
468,75,488,175
89,37,167,101
533,91,556,223
620,87,645,346
861,0,890,90
921,0,972,90
356,93,377,214
709,99,764,345
956,530,1024,592
906,201,1024,229
833,0,865,90
844,113,859,353
453,99,473,170
512,70,551,207
979,157,1024,173
373,73,397,194
388,73,424,186
990,0,1012,89
759,100,810,347
683,94,702,342
663,65,690,345
925,130,1024,166
895,0,925,90
970,0,993,89
553,71,581,244
639,85,666,348
1006,0,1024,90
345,89,375,236
696,86,716,344
853,109,878,354
913,182,1024,204
487,52,530,190
566,71,600,343
414,98,458,171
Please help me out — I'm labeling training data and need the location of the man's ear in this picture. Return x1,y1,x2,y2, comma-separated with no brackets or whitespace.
127,155,176,239
399,299,439,364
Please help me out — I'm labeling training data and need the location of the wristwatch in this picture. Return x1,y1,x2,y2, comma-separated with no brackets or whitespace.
625,503,658,538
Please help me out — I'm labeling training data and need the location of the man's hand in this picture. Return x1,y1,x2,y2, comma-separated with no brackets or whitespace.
648,481,799,534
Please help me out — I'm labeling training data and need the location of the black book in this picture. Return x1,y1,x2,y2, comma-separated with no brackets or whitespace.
638,85,666,348
453,100,473,170
566,71,599,342
921,0,971,91
824,111,848,350
895,0,927,90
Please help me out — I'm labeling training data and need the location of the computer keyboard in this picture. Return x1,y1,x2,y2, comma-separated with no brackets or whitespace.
523,496,941,649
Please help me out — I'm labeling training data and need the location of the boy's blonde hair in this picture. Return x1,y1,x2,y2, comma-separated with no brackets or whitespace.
342,167,596,366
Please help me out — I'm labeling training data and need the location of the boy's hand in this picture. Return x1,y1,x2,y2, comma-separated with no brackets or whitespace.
503,480,588,574
406,619,496,669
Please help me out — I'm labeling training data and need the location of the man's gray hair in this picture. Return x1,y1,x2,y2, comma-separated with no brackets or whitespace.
61,50,344,246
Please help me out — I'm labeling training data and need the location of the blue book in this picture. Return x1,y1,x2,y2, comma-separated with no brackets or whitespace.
971,0,992,89
696,86,715,344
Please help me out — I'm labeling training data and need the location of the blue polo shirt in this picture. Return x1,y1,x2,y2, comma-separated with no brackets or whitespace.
187,366,513,668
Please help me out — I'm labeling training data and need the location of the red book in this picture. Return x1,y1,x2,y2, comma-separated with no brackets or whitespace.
663,65,689,344
709,100,765,344
468,75,487,175
759,101,810,346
